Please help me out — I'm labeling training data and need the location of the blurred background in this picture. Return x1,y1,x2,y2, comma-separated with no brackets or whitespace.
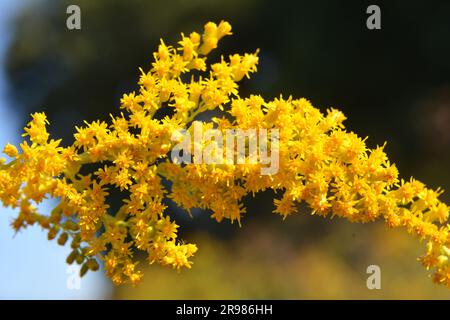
0,0,449,299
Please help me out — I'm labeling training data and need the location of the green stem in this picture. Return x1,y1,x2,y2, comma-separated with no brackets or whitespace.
0,159,17,170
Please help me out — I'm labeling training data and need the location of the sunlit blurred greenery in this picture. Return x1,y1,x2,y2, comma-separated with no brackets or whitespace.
115,219,450,299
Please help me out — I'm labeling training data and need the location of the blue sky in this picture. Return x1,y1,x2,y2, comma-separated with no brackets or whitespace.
0,0,110,299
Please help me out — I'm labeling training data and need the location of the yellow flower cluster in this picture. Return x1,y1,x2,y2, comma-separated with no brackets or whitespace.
1,21,449,287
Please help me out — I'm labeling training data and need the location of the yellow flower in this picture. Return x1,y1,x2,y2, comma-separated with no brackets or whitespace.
0,20,449,289
3,143,18,158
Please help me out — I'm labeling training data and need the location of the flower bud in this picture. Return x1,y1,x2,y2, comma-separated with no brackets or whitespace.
57,232,68,246
87,258,99,271
75,253,84,265
47,227,59,240
80,263,89,277
3,143,18,158
66,250,78,265
71,234,81,249
64,220,79,231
